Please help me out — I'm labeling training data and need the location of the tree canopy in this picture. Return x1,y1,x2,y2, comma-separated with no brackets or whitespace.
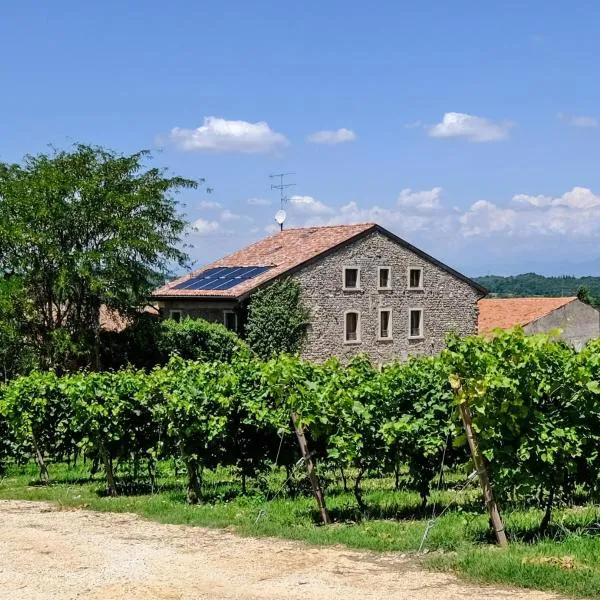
0,144,196,370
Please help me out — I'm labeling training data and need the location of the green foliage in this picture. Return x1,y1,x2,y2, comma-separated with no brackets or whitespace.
0,144,196,371
245,278,310,359
2,328,600,534
156,317,247,364
476,272,600,307
100,315,248,370
0,277,38,382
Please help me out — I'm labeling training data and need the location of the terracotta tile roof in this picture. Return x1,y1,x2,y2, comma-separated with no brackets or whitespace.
478,297,577,334
99,305,159,332
153,223,377,298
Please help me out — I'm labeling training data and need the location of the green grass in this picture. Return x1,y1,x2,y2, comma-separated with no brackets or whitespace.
2,462,600,598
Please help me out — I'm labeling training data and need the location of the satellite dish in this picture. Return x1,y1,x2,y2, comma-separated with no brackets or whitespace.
275,209,287,226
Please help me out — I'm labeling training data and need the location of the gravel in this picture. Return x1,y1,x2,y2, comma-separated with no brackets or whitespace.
0,500,559,600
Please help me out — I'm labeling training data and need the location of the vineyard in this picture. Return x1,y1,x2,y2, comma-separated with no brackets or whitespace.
2,328,600,539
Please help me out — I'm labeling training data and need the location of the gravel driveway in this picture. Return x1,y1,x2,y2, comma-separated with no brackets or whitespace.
0,500,559,600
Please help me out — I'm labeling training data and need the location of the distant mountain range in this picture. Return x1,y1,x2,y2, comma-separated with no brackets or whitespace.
474,273,600,298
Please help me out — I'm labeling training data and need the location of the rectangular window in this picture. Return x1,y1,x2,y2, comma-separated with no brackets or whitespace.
223,310,237,332
409,309,423,338
345,311,360,342
169,310,182,322
343,267,360,290
408,267,423,290
379,309,392,340
378,267,391,290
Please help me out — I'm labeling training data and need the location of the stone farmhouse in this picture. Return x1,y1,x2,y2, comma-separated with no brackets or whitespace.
478,296,600,350
153,223,487,362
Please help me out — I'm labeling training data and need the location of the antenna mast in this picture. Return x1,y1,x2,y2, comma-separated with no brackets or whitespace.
270,172,295,230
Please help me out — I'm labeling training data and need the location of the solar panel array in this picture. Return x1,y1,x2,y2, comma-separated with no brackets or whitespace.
173,266,272,291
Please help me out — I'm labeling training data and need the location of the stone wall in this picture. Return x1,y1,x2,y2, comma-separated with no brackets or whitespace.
524,299,600,350
291,229,482,363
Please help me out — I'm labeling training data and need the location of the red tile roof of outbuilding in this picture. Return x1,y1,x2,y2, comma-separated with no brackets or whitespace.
478,297,577,334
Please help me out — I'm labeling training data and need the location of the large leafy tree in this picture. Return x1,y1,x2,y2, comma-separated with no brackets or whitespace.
0,144,196,369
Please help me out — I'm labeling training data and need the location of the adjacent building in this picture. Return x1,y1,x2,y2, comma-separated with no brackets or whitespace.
153,223,485,362
478,296,600,349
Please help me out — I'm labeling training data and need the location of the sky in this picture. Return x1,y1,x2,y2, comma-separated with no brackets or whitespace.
2,0,600,276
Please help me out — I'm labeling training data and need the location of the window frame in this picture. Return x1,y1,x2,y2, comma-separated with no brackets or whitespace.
344,310,361,344
408,308,424,339
377,266,392,291
407,266,424,291
378,308,393,341
169,309,183,322
223,309,238,332
342,266,361,291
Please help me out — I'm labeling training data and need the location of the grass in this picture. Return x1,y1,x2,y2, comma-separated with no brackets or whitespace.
2,462,600,598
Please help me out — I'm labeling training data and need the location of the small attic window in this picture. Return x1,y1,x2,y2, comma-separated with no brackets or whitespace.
343,267,360,290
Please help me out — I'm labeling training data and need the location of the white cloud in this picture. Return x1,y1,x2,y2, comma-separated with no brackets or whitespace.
247,197,272,206
191,218,223,236
306,128,357,145
169,117,289,153
428,112,512,142
397,187,443,211
513,187,600,209
289,195,334,215
557,113,598,128
199,200,222,209
459,201,518,237
220,209,253,223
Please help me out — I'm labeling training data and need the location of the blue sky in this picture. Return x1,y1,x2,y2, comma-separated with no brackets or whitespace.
3,1,600,276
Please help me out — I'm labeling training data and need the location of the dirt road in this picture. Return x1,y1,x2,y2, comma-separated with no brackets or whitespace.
0,500,558,600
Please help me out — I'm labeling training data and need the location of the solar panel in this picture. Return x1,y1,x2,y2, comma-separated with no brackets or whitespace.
173,266,272,291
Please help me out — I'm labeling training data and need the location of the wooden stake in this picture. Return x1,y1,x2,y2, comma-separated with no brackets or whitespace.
451,380,508,547
291,413,331,525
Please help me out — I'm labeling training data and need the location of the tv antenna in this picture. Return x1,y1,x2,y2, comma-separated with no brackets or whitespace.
270,172,295,230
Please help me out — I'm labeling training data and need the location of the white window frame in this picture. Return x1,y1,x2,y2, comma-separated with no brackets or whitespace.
223,310,238,332
407,266,424,291
377,266,392,291
344,310,361,344
342,266,361,291
378,308,393,341
408,308,424,339
169,309,183,322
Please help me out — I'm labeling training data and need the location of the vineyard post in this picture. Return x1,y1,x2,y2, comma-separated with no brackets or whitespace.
450,378,508,547
291,413,331,525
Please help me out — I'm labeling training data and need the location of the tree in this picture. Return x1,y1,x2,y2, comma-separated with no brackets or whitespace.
0,144,196,370
0,277,38,382
245,278,310,359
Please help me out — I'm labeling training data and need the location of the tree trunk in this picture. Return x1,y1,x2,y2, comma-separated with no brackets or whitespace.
100,445,118,496
32,434,49,483
394,462,401,492
148,459,157,494
291,414,331,524
354,468,366,512
539,485,555,535
185,456,201,504
340,467,349,494
453,381,508,547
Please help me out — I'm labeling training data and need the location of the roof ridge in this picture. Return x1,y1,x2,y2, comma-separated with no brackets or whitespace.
280,222,376,232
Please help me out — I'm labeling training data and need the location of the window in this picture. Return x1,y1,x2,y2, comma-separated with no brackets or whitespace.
409,309,423,339
169,310,182,322
223,310,237,332
378,267,392,290
343,267,360,290
344,311,360,343
408,267,423,290
378,309,392,340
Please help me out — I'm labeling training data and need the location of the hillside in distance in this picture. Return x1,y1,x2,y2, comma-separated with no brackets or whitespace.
475,273,600,298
